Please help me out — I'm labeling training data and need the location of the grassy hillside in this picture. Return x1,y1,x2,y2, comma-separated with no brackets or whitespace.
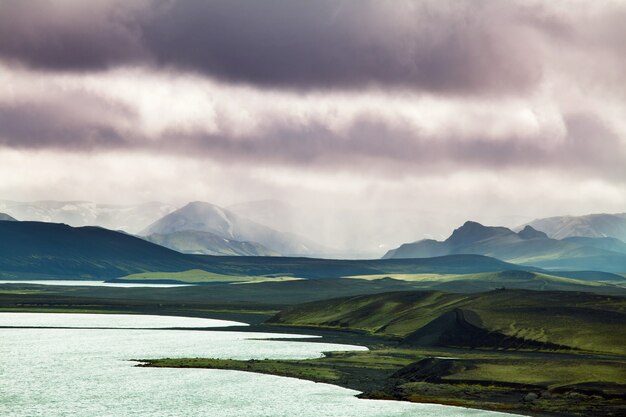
344,270,626,295
270,289,626,354
117,269,302,284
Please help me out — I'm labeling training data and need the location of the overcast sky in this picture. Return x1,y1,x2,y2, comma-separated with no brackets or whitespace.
0,0,625,249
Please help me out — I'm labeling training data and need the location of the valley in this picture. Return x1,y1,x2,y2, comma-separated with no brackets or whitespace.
1,207,625,416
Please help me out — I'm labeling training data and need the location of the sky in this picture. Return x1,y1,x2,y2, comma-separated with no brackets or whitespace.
0,0,625,251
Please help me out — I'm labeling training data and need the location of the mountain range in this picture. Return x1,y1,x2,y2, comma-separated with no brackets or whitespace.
0,219,530,280
2,199,626,260
140,201,326,257
383,221,626,272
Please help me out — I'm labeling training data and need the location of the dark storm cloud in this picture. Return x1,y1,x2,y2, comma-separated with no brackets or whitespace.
0,1,148,71
0,0,542,93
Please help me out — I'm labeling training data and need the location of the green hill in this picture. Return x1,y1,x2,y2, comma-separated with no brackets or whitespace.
343,270,626,294
270,289,626,354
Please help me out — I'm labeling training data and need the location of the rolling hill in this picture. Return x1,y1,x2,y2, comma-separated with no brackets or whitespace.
383,221,626,273
269,289,626,354
141,201,325,256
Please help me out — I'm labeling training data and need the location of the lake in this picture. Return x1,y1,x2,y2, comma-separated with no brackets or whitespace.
0,313,513,416
0,280,190,288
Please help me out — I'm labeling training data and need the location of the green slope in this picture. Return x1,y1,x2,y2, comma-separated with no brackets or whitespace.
344,270,625,294
270,289,626,354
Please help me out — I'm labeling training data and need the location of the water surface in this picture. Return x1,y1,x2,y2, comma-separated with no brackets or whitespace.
0,313,513,417
0,279,189,287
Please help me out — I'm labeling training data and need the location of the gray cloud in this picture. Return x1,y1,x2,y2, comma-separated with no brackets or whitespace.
0,0,547,94
0,94,133,150
0,83,623,181
0,0,623,185
163,112,626,181
0,0,148,71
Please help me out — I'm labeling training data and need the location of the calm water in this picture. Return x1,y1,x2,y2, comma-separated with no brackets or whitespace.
0,313,513,417
0,280,190,287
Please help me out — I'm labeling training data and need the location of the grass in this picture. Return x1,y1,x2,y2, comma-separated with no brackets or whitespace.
2,280,624,417
270,289,626,354
344,273,454,281
118,269,259,283
142,347,626,417
0,307,131,314
0,289,43,295
139,358,343,382
453,360,626,388
118,269,305,284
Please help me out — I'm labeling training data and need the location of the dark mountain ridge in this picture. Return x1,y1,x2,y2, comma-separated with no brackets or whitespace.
0,219,528,280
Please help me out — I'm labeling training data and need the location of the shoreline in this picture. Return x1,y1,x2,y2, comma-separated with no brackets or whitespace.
139,322,626,417
3,302,624,416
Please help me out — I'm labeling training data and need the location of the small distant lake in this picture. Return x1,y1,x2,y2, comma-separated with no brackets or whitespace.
0,279,190,288
0,313,513,417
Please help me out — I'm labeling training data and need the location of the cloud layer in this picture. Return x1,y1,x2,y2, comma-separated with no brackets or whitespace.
0,0,624,250
0,0,545,94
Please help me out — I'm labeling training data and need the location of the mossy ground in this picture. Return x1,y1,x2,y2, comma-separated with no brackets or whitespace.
142,347,626,417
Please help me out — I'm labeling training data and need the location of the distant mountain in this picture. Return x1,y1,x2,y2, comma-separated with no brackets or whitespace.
383,221,626,272
0,213,16,221
0,219,530,280
520,213,626,241
144,230,279,256
561,236,626,254
141,201,325,256
0,200,176,233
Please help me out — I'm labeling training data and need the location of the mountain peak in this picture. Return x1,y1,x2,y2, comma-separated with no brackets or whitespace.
446,221,515,246
517,225,548,240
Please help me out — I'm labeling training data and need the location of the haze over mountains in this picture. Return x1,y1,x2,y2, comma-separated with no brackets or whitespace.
520,213,626,241
0,200,175,234
0,213,16,221
2,199,626,260
141,201,326,257
384,221,626,273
